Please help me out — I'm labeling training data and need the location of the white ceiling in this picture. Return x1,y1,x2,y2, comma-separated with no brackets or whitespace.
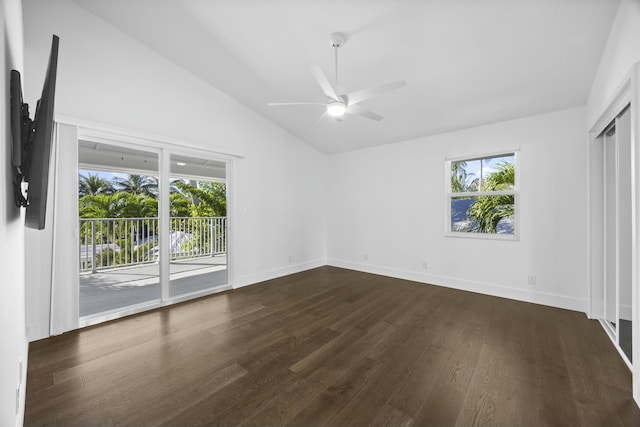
71,0,619,155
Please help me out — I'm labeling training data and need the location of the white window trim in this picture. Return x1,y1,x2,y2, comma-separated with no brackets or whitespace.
445,150,520,241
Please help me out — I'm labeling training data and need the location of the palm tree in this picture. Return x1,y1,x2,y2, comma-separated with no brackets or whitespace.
174,181,226,217
169,178,184,194
467,162,515,233
170,192,191,217
79,173,114,196
451,161,479,192
79,193,129,218
113,174,158,197
119,193,158,219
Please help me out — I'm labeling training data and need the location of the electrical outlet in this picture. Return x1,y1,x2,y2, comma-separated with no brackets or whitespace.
363,254,368,261
528,275,536,285
422,261,428,269
288,255,292,263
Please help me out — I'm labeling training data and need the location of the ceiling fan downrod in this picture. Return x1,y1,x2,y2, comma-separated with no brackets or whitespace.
330,32,345,89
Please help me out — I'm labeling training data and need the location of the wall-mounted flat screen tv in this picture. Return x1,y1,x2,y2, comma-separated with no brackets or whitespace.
10,35,59,230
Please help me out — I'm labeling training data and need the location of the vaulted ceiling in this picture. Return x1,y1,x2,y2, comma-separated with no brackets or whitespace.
71,0,619,154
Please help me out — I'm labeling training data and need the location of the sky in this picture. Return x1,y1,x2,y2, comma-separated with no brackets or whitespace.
79,169,128,182
78,169,202,186
456,153,514,186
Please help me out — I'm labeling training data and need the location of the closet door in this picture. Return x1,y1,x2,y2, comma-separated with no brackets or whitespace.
604,124,617,331
602,105,633,365
617,107,632,363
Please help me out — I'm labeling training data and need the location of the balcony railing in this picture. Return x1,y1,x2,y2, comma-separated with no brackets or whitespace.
79,217,226,273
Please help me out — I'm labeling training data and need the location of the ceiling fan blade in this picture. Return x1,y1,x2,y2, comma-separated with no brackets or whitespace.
310,65,341,102
346,80,406,105
345,104,383,121
268,102,326,107
312,111,328,128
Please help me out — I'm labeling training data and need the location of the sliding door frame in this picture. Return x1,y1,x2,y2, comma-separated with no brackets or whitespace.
69,122,238,327
587,62,640,404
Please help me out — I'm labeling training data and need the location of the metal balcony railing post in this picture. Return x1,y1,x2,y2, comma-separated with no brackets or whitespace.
210,218,214,257
91,220,97,274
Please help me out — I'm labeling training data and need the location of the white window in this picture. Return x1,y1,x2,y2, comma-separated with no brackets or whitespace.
446,151,518,239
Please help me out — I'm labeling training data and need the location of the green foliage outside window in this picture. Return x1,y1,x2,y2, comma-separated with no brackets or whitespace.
78,173,226,220
467,162,515,233
449,153,516,235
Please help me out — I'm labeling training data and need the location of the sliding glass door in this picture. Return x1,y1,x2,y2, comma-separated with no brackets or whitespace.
168,154,228,298
78,140,229,325
78,141,161,318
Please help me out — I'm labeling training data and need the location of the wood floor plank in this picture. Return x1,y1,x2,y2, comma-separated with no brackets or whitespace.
534,318,581,426
286,356,386,426
413,320,487,426
161,367,296,427
557,318,627,427
369,343,451,426
238,370,324,426
116,362,249,427
494,319,541,427
288,326,367,376
415,381,466,426
326,318,441,426
160,328,339,426
454,343,506,426
24,266,640,427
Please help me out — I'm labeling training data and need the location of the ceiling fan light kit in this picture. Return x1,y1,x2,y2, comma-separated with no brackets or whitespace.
268,32,406,127
327,101,346,117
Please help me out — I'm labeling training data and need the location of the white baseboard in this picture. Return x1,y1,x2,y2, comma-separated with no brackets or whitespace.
327,258,586,313
233,258,327,289
31,257,586,342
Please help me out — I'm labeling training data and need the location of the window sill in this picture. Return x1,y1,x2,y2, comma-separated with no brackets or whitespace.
444,231,519,241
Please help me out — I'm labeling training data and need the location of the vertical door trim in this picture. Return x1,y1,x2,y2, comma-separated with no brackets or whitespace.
159,149,171,302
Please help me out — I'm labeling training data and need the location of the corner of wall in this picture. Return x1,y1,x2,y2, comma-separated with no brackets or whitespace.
233,258,327,290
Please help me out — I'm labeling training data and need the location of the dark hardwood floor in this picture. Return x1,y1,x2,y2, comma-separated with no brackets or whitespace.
25,266,640,426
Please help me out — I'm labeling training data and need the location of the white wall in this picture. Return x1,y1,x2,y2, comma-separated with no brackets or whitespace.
22,0,327,339
587,0,640,127
328,107,588,311
0,1,28,425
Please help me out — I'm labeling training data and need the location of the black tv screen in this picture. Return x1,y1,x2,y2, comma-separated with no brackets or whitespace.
24,35,59,230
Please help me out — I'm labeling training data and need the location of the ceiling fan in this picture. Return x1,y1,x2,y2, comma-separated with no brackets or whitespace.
268,33,406,126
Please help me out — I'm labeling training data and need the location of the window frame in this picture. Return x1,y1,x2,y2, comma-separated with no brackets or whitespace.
445,150,520,240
